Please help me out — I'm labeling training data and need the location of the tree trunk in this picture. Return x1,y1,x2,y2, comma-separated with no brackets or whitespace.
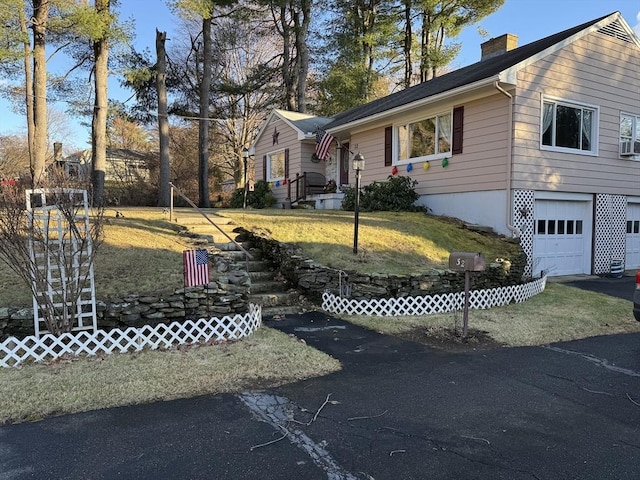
280,3,295,111
197,16,212,208
20,8,35,181
91,0,109,206
31,0,48,187
156,30,171,207
403,0,412,88
294,0,311,113
420,10,430,83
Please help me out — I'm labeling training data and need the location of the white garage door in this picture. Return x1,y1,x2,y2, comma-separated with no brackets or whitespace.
533,200,592,276
626,203,640,269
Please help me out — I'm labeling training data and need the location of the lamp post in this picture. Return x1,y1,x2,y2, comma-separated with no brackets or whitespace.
242,148,250,209
352,153,365,254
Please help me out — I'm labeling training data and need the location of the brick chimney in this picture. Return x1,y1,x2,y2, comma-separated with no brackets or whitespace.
481,34,518,60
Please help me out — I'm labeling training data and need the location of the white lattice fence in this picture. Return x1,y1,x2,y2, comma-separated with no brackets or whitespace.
322,276,547,316
0,305,262,368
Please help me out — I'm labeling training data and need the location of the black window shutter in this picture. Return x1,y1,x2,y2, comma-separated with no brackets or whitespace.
384,126,392,166
452,106,464,155
284,148,289,177
263,155,267,180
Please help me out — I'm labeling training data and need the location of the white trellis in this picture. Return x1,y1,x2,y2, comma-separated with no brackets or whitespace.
26,188,97,337
0,305,262,368
322,276,547,316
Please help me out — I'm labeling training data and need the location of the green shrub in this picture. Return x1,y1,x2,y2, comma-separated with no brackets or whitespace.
341,175,420,211
228,180,276,209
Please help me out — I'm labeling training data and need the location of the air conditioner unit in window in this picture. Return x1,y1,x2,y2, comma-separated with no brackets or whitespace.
620,140,640,156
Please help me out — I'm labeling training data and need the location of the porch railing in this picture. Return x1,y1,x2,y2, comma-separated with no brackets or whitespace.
287,172,326,205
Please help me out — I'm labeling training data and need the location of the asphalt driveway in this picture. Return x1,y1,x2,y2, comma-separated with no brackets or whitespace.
2,311,640,480
561,273,635,301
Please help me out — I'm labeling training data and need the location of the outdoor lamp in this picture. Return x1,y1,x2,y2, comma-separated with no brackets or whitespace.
352,153,365,171
352,153,364,254
242,148,250,209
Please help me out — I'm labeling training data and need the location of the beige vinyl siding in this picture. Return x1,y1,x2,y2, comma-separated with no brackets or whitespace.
254,116,300,204
351,94,510,196
254,115,329,205
511,30,640,195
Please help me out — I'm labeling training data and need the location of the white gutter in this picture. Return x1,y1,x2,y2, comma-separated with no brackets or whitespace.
494,81,521,238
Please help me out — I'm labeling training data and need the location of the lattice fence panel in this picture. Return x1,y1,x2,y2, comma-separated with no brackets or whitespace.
513,190,535,277
26,188,98,337
322,276,547,317
0,305,262,368
593,194,627,275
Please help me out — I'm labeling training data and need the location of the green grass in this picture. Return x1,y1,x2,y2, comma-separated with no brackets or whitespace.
0,327,340,425
342,281,640,347
212,210,522,274
0,208,521,306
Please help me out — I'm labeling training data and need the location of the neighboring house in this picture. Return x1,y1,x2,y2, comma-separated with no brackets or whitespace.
252,11,640,278
53,145,155,183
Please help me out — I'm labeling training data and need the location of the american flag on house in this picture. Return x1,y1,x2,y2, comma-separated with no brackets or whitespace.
183,249,210,287
315,128,335,161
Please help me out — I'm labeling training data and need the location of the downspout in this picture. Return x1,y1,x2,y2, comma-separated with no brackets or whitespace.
494,81,521,238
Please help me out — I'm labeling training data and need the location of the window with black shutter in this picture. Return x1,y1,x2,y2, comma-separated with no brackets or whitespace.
284,148,289,177
452,106,464,155
384,126,392,166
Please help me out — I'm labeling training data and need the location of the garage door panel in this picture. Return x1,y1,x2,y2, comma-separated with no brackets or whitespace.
626,204,640,269
533,200,592,276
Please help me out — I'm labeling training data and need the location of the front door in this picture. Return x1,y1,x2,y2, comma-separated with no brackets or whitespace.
339,143,349,186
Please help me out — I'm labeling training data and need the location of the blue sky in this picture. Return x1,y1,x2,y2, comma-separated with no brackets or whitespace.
1,0,639,150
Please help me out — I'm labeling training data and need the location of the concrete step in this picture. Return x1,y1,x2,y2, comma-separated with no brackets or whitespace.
293,200,316,209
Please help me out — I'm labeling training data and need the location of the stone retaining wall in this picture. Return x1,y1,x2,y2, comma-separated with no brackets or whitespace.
0,274,249,340
1,229,527,339
238,229,527,302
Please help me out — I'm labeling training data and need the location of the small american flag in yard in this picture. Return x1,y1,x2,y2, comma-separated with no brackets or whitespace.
183,249,210,287
315,129,335,161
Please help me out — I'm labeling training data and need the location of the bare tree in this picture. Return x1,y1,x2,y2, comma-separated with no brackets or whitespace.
0,175,105,336
0,134,31,180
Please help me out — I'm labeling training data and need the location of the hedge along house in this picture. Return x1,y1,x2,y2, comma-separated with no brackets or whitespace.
252,11,640,278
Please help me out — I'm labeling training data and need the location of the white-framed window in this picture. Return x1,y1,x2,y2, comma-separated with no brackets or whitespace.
395,111,452,164
267,150,285,181
620,113,640,157
541,96,598,155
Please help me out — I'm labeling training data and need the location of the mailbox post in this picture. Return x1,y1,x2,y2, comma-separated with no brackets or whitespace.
448,252,486,338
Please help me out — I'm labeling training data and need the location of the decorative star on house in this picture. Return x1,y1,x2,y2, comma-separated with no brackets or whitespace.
272,127,279,145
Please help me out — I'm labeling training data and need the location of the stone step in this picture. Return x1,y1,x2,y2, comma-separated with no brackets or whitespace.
249,270,279,281
260,305,304,317
245,261,275,273
212,241,253,252
248,291,300,307
216,249,263,262
250,281,289,294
